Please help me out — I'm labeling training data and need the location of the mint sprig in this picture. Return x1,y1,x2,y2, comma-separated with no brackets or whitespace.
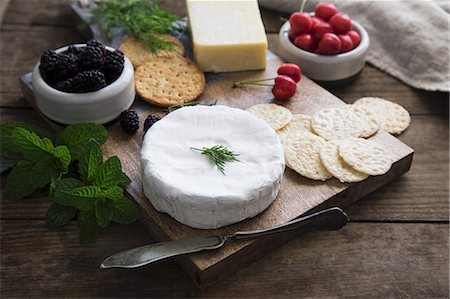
1,122,138,245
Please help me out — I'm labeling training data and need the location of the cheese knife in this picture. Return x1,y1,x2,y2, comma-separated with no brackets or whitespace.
100,207,348,269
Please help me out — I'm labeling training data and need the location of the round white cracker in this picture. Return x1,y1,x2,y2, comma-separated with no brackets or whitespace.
277,114,313,144
285,133,333,181
338,137,393,176
311,106,365,140
320,140,368,183
246,104,293,130
347,105,380,138
354,97,411,135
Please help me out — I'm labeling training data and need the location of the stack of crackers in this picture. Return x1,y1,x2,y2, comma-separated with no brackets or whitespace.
119,35,205,108
247,97,411,183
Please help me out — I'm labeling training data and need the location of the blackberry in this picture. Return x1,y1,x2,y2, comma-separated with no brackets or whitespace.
67,45,82,56
119,110,140,133
55,70,106,93
86,39,105,49
78,45,105,71
39,50,79,84
143,114,161,133
103,50,125,84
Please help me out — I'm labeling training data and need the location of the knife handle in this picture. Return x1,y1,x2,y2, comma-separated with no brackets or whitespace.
228,207,348,242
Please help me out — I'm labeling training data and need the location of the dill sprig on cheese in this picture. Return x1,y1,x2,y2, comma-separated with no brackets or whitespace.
191,145,240,175
90,0,183,53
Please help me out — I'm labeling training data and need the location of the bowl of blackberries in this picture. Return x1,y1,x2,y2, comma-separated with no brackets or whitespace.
278,2,369,81
32,39,135,124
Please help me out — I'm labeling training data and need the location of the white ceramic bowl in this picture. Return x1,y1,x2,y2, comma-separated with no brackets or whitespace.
278,17,370,81
32,44,135,125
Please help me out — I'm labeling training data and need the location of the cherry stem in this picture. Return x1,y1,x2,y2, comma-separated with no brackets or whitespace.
299,0,308,12
233,81,274,87
234,77,276,85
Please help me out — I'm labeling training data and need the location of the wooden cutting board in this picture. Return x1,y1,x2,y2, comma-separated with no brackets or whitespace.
20,50,414,288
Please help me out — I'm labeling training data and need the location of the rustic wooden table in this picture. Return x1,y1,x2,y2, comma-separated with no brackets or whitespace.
1,1,449,297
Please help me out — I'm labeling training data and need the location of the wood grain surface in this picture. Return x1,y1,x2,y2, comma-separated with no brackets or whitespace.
1,0,448,297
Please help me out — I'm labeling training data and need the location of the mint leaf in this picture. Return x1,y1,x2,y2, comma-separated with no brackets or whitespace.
78,142,103,184
4,159,58,201
7,127,71,174
79,209,101,245
12,127,55,158
111,195,139,224
52,178,94,210
95,200,113,228
93,156,131,188
104,186,125,200
56,185,101,211
46,202,78,228
55,123,107,159
0,122,51,153
51,146,72,173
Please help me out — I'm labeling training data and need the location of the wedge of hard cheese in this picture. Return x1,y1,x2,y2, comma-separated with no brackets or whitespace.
187,0,268,73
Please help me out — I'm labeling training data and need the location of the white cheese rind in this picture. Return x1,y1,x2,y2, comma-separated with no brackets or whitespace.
141,105,285,229
187,0,268,72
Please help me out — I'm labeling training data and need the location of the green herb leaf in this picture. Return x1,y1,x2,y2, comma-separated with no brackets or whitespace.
93,156,131,188
111,195,139,224
95,200,113,228
12,127,55,158
53,178,100,211
46,202,78,228
191,144,240,175
2,126,70,200
104,186,125,201
7,127,71,173
79,209,101,245
78,142,103,184
5,159,59,201
51,145,72,173
90,0,182,53
0,122,51,153
55,123,107,159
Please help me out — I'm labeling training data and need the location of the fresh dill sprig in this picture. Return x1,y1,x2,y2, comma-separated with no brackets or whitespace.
191,145,240,175
90,0,183,53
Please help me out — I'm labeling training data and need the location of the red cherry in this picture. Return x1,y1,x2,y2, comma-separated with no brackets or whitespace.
318,33,342,55
272,75,297,100
294,34,316,52
290,12,313,35
288,30,297,42
338,34,353,53
311,16,323,28
315,3,338,21
347,30,361,48
329,13,352,34
277,63,302,83
311,21,333,40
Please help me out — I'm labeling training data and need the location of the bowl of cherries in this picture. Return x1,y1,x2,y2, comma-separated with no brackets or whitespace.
278,2,369,81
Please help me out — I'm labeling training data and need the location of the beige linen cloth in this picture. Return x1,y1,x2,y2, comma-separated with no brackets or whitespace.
259,0,450,92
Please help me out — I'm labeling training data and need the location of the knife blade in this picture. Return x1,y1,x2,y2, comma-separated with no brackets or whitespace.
100,207,348,269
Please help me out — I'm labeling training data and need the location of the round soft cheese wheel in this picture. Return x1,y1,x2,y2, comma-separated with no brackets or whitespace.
141,105,285,229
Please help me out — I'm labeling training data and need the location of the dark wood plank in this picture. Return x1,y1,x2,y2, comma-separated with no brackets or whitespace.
2,0,72,26
1,220,448,297
0,0,10,24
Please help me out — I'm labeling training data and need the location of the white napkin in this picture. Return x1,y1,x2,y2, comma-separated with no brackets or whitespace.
259,0,450,92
